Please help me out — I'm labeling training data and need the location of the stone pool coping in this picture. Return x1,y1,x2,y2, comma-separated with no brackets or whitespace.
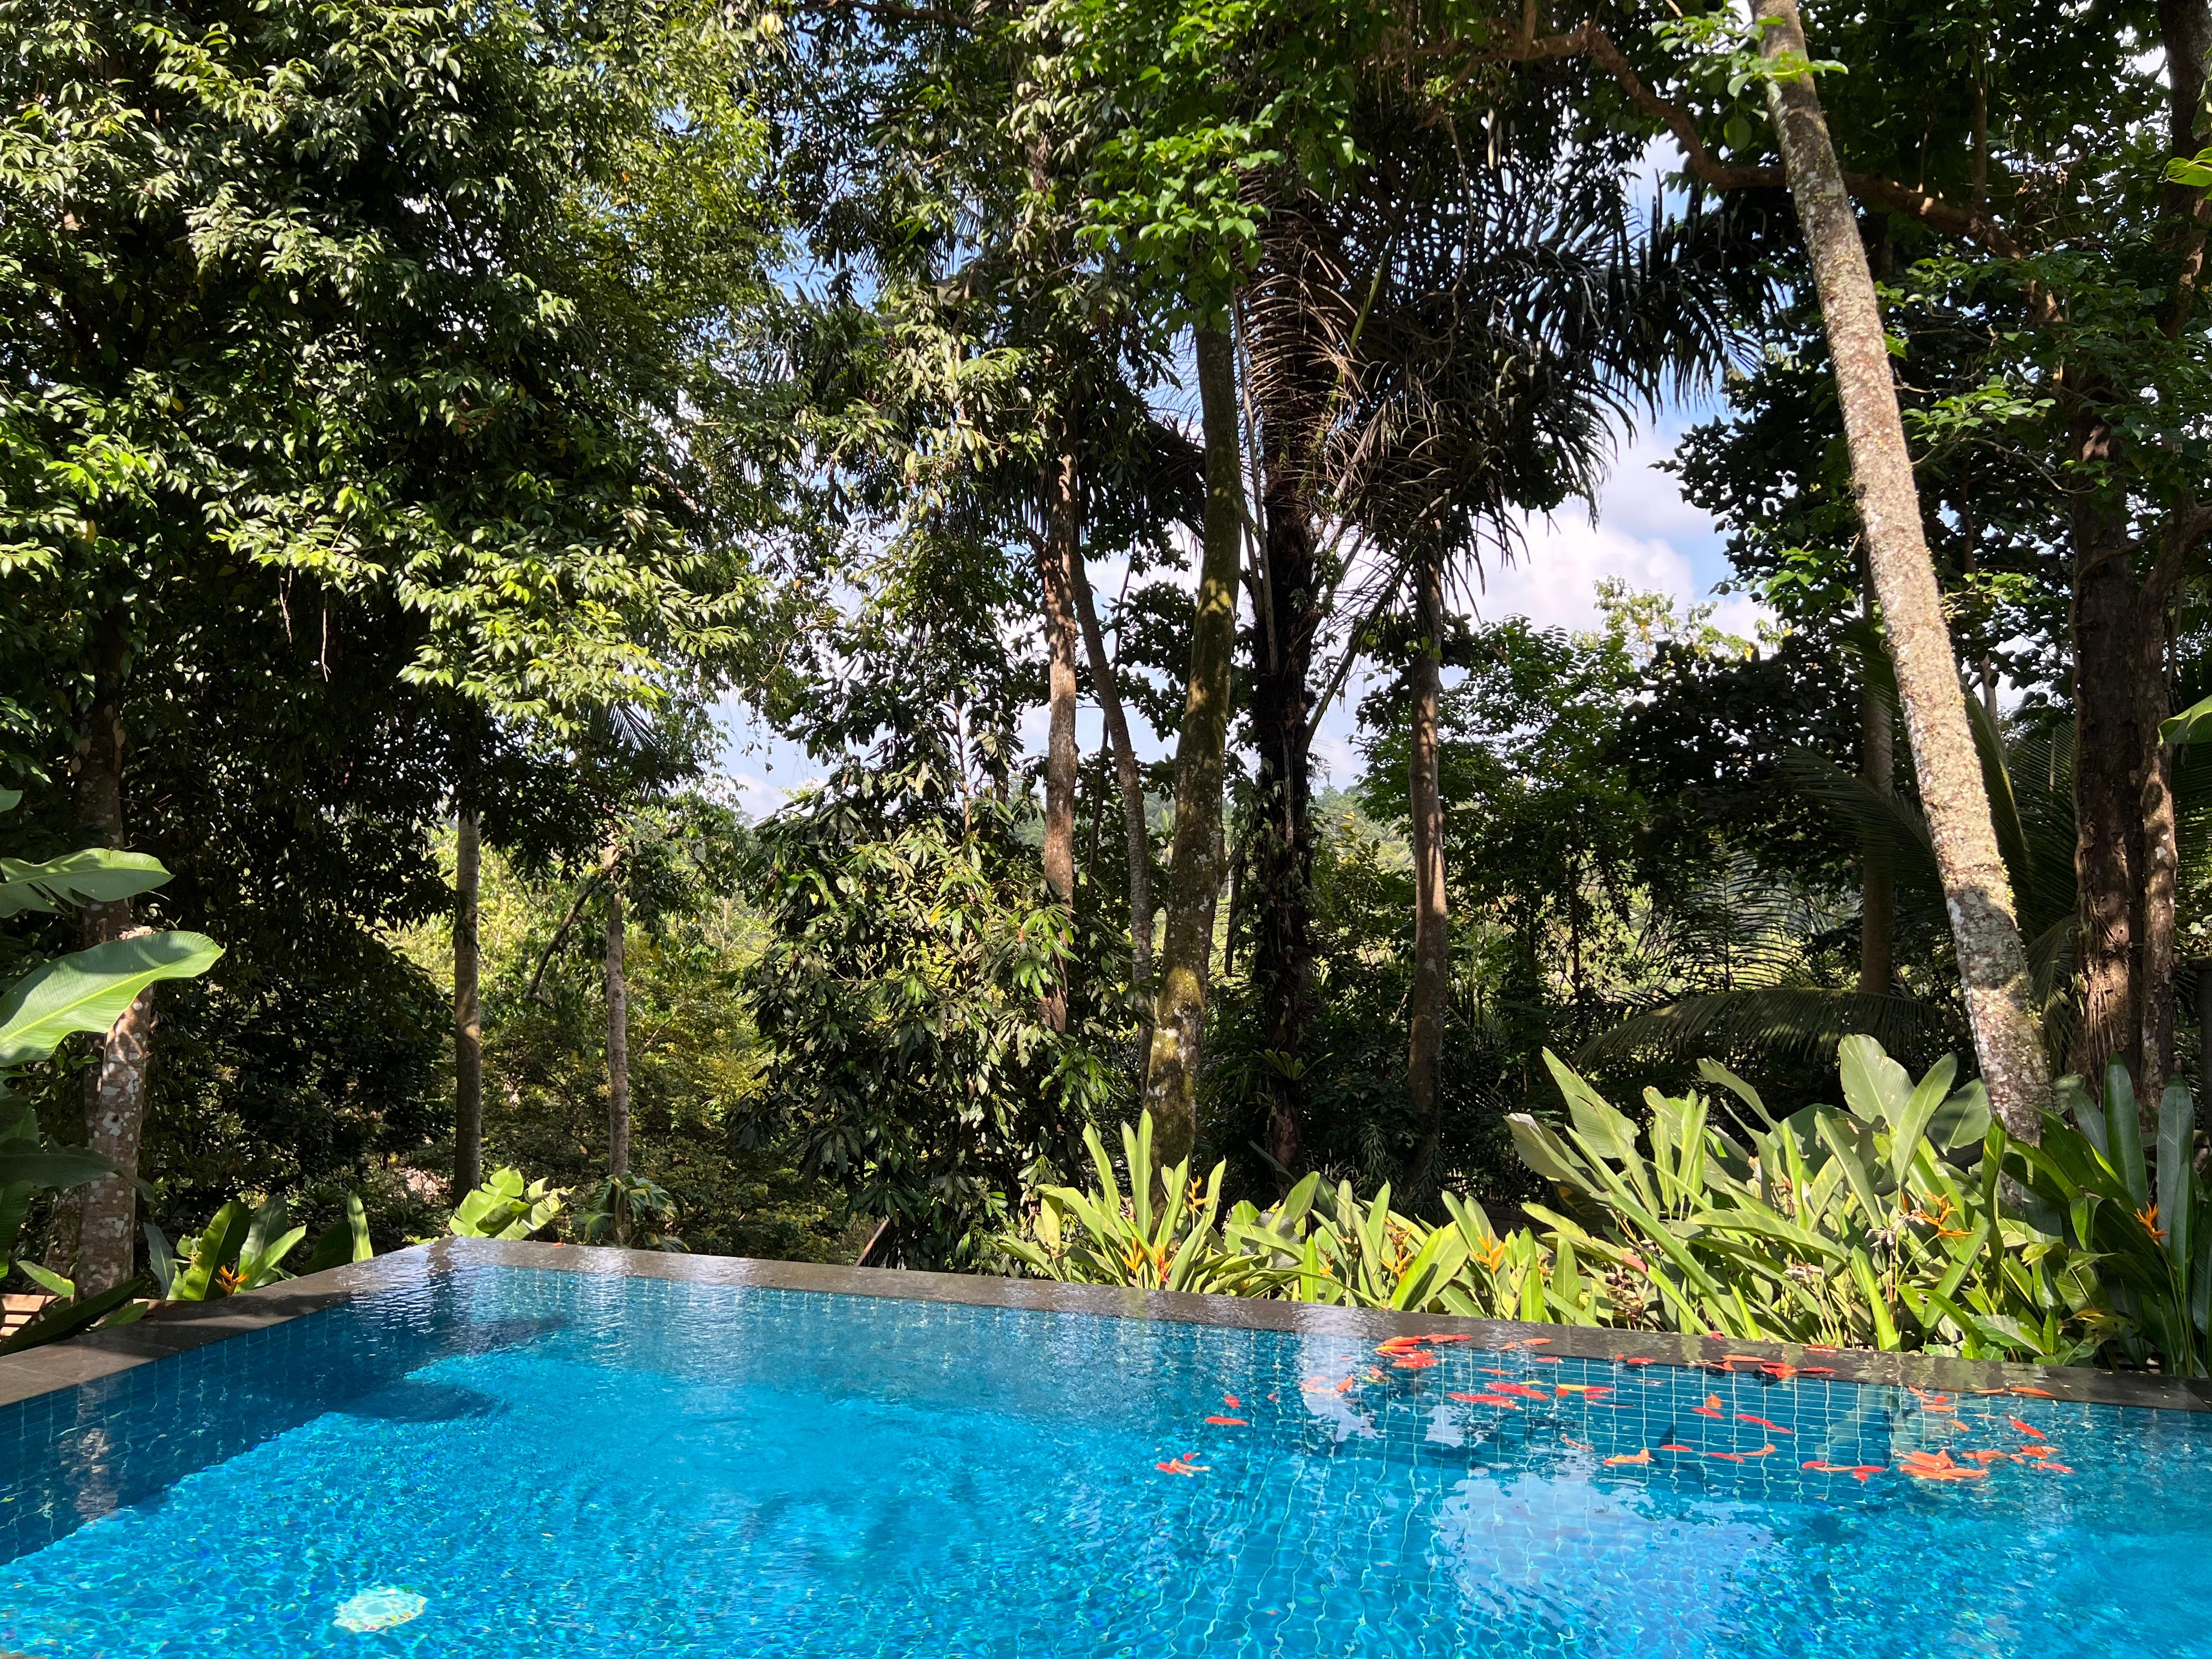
3,1234,2208,1415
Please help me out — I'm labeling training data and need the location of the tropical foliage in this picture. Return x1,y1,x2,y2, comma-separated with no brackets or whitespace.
1008,1039,2212,1376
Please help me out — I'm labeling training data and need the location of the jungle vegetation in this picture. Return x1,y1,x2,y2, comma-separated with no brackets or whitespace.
6,0,2212,1372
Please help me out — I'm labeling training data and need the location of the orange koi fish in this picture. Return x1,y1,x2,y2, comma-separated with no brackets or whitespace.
1392,1352,1441,1370
1561,1436,1593,1451
1556,1384,1613,1397
1531,1356,1564,1365
1479,1368,1511,1377
1447,1392,1520,1409
1504,1337,1554,1350
1423,1334,1474,1345
1899,1449,1985,1482
1694,1394,1725,1418
2006,1416,2046,1440
1487,1383,1551,1400
1612,1354,1657,1367
2008,1386,2055,1397
1736,1414,1791,1434
1757,1362,1799,1381
1223,1394,1241,1409
1658,1443,1697,1453
1802,1460,1887,1481
1156,1458,1210,1476
1604,1448,1654,1466
1204,1416,1247,1426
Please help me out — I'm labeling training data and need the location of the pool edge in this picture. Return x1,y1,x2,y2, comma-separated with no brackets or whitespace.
3,1236,2207,1416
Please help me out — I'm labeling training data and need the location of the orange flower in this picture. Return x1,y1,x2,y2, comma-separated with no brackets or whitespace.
2138,1203,2167,1242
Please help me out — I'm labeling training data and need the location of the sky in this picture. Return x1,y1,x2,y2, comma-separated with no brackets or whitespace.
710,398,1759,816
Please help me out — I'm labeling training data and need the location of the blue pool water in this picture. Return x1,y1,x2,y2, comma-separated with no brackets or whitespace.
2,1261,2210,1657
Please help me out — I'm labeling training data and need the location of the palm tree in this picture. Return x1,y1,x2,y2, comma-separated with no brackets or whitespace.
1247,112,1750,1192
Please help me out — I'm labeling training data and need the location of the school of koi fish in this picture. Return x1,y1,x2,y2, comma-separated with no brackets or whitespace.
1152,1330,2079,1491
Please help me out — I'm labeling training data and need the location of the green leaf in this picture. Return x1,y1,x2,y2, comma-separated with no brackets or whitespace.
15,1260,72,1298
0,1279,144,1355
0,849,173,918
1815,1108,1884,1218
0,1148,112,1189
2105,1063,2149,1210
1927,1080,1992,1150
2157,1082,2195,1275
1837,1034,1911,1126
0,932,223,1068
1888,1053,1957,1186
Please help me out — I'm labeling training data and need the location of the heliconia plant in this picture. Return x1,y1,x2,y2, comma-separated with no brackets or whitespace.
1002,1037,2212,1373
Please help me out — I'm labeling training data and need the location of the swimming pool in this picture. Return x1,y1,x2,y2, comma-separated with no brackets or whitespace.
1,1243,2209,1657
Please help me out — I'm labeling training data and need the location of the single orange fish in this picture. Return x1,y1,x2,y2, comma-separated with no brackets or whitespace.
1798,1367,1837,1376
1658,1443,1697,1453
1561,1436,1593,1451
1604,1448,1654,1466
1487,1383,1550,1400
1531,1356,1564,1365
1204,1415,1247,1426
1612,1355,1657,1367
1223,1394,1241,1409
1556,1384,1613,1397
2007,1416,2046,1440
1156,1458,1208,1476
1506,1337,1555,1350
1960,1448,2008,1463
1694,1393,1725,1418
2009,1386,2055,1397
1720,1354,1764,1363
1392,1352,1440,1370
1757,1362,1799,1381
1423,1334,1473,1345
1334,1377,1357,1395
1480,1367,1511,1376
1447,1392,1520,1409
2036,1462,2075,1473
1737,1414,1791,1434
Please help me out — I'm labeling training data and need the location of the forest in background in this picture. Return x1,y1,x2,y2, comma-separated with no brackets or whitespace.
7,0,2212,1300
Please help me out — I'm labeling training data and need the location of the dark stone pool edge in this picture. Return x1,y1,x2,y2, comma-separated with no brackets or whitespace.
3,1235,2207,1416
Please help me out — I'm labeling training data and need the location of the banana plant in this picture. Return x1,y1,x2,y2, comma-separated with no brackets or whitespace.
577,1173,684,1250
148,1192,375,1301
447,1168,568,1240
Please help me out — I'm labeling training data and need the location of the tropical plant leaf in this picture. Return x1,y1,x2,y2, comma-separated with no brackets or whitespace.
0,849,172,918
0,932,223,1068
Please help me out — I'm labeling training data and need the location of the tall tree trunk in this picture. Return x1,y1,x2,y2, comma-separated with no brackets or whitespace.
1035,447,1082,1031
2068,462,2150,1091
1406,546,1448,1190
1244,284,1326,1180
454,806,484,1200
1756,0,2051,1137
1858,669,1895,996
1145,322,1244,1167
66,613,155,1294
604,848,630,1187
1069,544,1155,1054
2063,2,2209,1099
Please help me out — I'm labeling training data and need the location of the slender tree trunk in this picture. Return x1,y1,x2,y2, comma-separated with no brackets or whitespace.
1244,300,1324,1180
2068,461,2148,1091
1756,0,2051,1137
65,613,154,1294
1406,546,1448,1190
1070,544,1155,1054
604,848,630,1186
1035,447,1082,1031
1858,670,1895,997
1145,321,1244,1167
454,808,484,1200
2141,621,2180,1100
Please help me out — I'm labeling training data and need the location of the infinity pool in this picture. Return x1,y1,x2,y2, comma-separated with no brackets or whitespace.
1,1256,2208,1657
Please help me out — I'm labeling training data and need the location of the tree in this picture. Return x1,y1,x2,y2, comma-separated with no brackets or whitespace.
0,0,771,1282
1746,0,2051,1136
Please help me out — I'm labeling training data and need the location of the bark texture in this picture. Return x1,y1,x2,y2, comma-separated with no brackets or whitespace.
1406,548,1449,1190
1144,322,1244,1167
67,615,155,1294
1858,670,1895,997
1035,447,1082,1031
1243,272,1329,1178
454,807,484,1200
2061,1,2211,1100
604,850,630,1181
1756,0,2051,1136
1069,548,1154,1048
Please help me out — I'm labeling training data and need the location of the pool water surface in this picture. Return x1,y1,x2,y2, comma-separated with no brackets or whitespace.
1,1260,2208,1657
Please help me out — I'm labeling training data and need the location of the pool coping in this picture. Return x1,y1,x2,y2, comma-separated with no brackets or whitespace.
3,1235,2208,1416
